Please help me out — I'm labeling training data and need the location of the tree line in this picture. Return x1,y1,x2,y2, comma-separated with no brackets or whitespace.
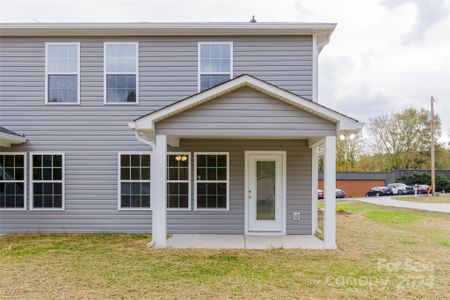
336,108,450,172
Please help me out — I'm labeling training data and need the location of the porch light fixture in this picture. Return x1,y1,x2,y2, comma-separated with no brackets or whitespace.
339,133,355,141
175,155,188,161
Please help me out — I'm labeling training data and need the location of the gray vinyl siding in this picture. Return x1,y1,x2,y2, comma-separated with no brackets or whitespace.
157,87,335,137
1,35,315,234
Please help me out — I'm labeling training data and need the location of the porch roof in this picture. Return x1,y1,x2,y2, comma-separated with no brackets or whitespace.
0,127,27,147
129,75,362,139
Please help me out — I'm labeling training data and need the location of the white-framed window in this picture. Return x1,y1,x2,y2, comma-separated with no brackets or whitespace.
0,153,26,210
198,42,233,92
167,152,190,210
45,42,80,104
104,42,139,104
30,153,65,210
118,152,151,210
194,152,229,210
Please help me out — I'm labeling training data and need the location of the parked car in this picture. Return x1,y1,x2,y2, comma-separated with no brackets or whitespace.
386,183,408,195
318,189,324,199
318,189,346,199
335,189,346,199
366,186,389,197
398,185,415,195
414,184,430,194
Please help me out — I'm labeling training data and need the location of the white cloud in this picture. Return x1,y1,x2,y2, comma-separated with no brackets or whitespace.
0,0,449,143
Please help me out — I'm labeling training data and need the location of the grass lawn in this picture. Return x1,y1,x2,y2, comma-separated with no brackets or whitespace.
393,194,450,204
1,202,449,299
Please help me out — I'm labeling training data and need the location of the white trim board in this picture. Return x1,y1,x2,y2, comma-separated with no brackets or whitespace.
131,75,362,138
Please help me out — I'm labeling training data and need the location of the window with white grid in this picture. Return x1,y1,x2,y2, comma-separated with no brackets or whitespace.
167,153,190,209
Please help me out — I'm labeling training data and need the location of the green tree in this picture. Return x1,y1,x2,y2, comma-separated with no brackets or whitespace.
368,108,441,171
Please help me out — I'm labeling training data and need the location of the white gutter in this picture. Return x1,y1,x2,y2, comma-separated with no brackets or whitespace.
129,122,155,150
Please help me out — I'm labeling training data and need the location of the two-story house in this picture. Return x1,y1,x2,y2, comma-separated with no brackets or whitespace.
0,22,361,249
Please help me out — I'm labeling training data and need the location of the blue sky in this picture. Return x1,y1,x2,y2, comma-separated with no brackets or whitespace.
1,0,449,144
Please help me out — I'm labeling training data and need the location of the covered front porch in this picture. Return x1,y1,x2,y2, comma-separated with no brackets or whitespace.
128,75,361,249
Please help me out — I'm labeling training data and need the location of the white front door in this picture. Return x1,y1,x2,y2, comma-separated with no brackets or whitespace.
246,152,285,233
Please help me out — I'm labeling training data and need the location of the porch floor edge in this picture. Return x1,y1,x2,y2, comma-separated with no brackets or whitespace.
165,234,325,249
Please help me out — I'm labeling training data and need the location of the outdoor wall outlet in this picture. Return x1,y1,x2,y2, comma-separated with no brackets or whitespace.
293,212,301,221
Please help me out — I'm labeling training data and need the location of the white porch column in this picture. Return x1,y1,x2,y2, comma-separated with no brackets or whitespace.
151,134,167,248
323,136,336,249
311,146,319,234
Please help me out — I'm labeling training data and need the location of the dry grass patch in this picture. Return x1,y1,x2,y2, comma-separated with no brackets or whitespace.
1,202,449,299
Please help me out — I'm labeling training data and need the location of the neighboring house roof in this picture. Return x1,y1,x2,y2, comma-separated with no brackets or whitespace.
130,74,361,138
0,22,336,52
0,127,27,147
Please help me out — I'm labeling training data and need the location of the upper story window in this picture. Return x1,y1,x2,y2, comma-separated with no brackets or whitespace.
198,42,233,91
45,43,80,104
105,42,139,104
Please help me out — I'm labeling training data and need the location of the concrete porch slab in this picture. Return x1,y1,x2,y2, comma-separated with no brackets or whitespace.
166,234,325,249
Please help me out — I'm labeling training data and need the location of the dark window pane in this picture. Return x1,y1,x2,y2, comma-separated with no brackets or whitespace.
207,195,216,208
15,183,24,196
43,168,52,180
15,195,24,208
4,168,14,180
5,196,14,207
207,168,216,180
217,155,227,167
121,154,130,167
130,183,141,195
34,183,43,194
217,195,227,208
5,155,14,167
142,195,150,208
197,183,206,195
54,183,62,195
43,195,53,207
121,195,130,208
48,75,77,103
130,168,140,180
141,155,150,166
217,168,226,180
168,155,178,167
33,155,42,168
121,168,130,180
53,155,62,167
207,183,217,195
34,195,43,208
179,168,189,181
53,168,62,180
179,196,189,208
54,195,62,208
167,183,178,195
43,155,52,167
179,183,189,195
197,155,206,167
168,168,178,181
130,196,141,207
130,155,140,167
5,183,14,194
197,195,206,208
141,167,150,180
33,168,42,180
167,195,178,208
207,155,217,168
44,183,53,194
15,168,24,181
14,155,24,167
197,168,206,181
218,183,227,195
